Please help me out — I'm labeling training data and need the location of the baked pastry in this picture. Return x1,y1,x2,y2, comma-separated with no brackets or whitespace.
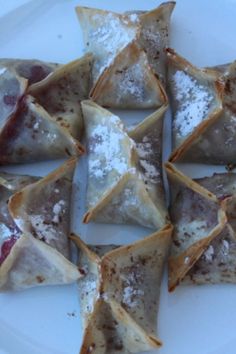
71,225,172,353
167,48,236,165
0,58,59,84
0,54,93,164
90,42,167,109
76,2,175,108
0,158,80,291
166,163,236,291
82,100,168,229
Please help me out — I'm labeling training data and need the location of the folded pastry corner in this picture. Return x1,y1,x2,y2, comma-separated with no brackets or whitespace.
76,3,175,108
29,53,93,139
165,162,236,291
0,158,80,291
75,6,138,82
136,1,175,85
71,225,172,353
0,58,59,85
167,48,225,163
90,41,167,109
0,55,92,164
0,95,83,164
82,100,168,229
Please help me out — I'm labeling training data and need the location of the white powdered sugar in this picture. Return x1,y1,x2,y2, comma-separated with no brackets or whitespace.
88,117,134,179
203,245,214,262
136,136,159,183
33,122,39,130
90,13,136,77
121,268,144,308
172,70,214,137
128,13,139,23
117,62,145,102
52,200,65,223
0,67,6,76
221,239,229,256
79,272,98,315
184,256,190,264
123,286,144,308
30,214,58,242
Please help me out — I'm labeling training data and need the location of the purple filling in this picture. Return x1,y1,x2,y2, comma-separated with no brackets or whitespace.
0,236,18,266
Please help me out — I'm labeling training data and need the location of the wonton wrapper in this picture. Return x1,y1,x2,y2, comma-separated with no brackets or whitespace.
82,100,168,229
0,159,80,291
167,49,236,165
0,54,93,164
29,54,93,139
76,3,175,108
71,225,172,353
90,42,167,109
166,163,236,291
0,58,59,85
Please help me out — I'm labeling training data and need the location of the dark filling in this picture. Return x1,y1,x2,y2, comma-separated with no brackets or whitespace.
0,236,18,266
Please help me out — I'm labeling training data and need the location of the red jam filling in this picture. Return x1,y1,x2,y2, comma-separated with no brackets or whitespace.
0,236,18,266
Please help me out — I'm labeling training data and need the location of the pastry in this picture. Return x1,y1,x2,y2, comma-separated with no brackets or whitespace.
0,54,93,164
166,163,236,291
82,100,168,229
71,225,172,353
76,2,175,108
0,158,80,291
167,48,236,165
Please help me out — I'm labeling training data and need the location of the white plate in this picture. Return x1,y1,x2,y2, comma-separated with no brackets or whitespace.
0,1,236,354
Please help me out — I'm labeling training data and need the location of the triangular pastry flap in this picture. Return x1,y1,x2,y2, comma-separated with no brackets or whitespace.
82,100,136,209
166,164,226,290
80,299,161,354
167,49,223,149
71,235,102,328
0,95,82,164
196,172,236,232
0,58,59,85
76,7,137,82
0,234,80,291
129,105,167,212
175,62,236,164
102,227,171,336
29,54,93,138
183,224,236,284
91,42,167,109
86,172,166,229
9,158,76,259
0,173,38,266
0,68,27,130
138,1,175,84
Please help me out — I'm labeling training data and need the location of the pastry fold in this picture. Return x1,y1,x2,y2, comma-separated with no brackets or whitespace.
82,100,168,229
0,54,93,164
76,2,175,108
90,42,167,109
167,49,236,165
166,163,236,291
71,225,172,353
0,158,80,291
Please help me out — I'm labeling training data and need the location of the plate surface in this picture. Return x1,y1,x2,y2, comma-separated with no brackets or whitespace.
0,1,236,354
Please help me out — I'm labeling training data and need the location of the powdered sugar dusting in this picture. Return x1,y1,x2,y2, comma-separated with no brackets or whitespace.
121,268,144,308
89,12,136,78
203,245,214,262
172,70,214,138
136,136,159,183
88,116,134,179
52,200,65,223
30,214,58,242
117,62,145,103
0,67,6,76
